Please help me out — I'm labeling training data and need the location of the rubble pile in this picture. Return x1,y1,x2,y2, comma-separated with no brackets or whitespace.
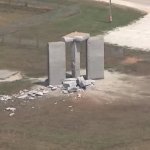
0,87,50,102
0,95,12,101
62,76,95,93
0,76,95,117
5,107,16,117
0,76,95,102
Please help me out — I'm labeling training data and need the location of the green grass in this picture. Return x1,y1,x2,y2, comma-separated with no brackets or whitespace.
0,80,32,95
17,1,145,41
0,0,146,77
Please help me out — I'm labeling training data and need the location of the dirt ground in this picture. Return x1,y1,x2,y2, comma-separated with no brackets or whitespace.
0,1,150,149
0,45,150,150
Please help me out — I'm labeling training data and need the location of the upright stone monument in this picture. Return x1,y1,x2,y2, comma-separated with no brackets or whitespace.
87,36,104,79
48,32,104,85
48,42,66,85
62,32,90,78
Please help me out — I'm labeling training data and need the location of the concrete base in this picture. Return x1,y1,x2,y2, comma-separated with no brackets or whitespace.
48,42,66,85
87,36,104,79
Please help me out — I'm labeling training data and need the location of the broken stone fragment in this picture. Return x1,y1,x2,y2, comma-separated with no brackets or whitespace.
48,85,53,88
6,107,16,112
29,97,35,100
85,80,95,86
63,79,77,90
0,95,12,101
51,87,57,91
18,94,28,99
36,92,44,96
77,76,86,89
77,93,81,98
68,87,79,93
43,90,49,94
62,90,68,94
9,113,15,117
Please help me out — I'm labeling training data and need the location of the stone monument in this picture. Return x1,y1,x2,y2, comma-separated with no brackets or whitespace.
48,32,104,85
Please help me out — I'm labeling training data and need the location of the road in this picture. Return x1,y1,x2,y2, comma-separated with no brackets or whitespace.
123,0,150,6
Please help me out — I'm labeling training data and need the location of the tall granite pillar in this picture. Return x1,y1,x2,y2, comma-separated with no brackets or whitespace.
62,32,90,78
48,42,66,85
87,36,104,79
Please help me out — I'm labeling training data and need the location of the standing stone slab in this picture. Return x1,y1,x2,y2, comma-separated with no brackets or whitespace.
62,32,90,78
71,41,81,78
48,42,66,85
87,36,104,79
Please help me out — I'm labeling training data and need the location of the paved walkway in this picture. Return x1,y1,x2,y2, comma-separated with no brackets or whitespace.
96,0,150,51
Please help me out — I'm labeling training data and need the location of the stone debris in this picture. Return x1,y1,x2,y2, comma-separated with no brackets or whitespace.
6,107,16,117
70,109,74,112
0,87,51,102
54,102,57,105
18,94,28,99
68,106,73,108
85,80,95,86
0,76,95,103
77,76,86,89
62,90,68,94
51,87,57,91
48,85,54,88
0,95,12,101
62,76,95,92
77,93,81,98
6,107,16,112
9,113,15,117
36,91,44,96
63,79,77,91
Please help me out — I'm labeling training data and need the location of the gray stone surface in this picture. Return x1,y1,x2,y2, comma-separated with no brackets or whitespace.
62,32,90,78
62,32,90,42
77,76,86,88
71,41,81,77
87,36,104,79
48,42,66,85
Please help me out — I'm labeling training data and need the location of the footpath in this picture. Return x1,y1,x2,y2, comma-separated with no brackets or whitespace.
96,0,150,51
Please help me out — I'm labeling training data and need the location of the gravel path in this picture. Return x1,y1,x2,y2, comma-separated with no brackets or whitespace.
96,0,150,51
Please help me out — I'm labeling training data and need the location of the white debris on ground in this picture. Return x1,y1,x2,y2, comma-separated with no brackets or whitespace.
5,107,16,117
0,95,12,101
0,77,95,102
6,107,16,112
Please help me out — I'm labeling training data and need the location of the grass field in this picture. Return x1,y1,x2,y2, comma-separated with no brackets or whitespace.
0,0,145,77
1,95,150,150
1,1,150,149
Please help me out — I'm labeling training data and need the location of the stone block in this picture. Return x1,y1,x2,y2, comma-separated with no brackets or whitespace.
71,41,81,78
87,36,104,79
48,42,66,85
62,32,90,78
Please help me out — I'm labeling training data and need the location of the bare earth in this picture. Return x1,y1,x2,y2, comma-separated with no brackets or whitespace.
0,2,150,150
96,0,150,51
